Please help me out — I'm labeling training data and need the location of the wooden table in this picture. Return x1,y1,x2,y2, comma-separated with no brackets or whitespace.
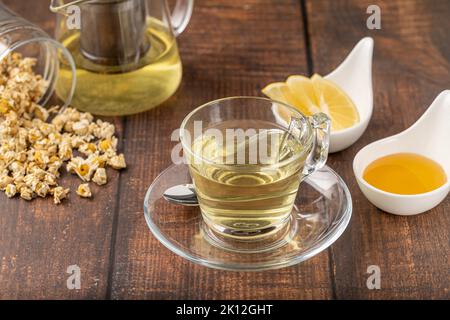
0,0,448,300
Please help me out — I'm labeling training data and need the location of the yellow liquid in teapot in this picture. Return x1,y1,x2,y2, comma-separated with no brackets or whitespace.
363,153,447,195
56,19,182,116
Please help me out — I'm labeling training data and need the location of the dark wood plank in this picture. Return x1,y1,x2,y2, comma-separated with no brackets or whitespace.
0,0,122,299
305,0,450,299
2,0,447,300
110,0,335,299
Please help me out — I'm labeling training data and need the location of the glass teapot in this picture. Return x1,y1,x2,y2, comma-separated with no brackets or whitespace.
50,0,193,116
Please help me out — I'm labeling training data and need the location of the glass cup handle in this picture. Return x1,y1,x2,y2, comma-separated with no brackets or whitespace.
303,112,331,176
171,0,194,36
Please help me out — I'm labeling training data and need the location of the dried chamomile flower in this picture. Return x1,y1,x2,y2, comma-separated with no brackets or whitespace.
33,104,49,121
52,186,69,205
47,163,62,178
5,184,16,198
77,163,95,181
48,132,62,144
9,160,25,173
72,119,90,136
90,153,108,168
67,157,96,182
58,139,73,161
35,182,50,198
14,177,25,192
78,142,97,156
92,168,107,186
44,172,58,186
23,173,41,192
38,122,53,136
80,111,94,123
51,113,67,132
98,139,112,152
33,150,50,166
0,175,13,190
15,151,27,163
0,53,126,204
69,135,87,149
108,154,127,170
76,183,92,198
63,120,73,132
66,157,79,174
94,120,115,139
27,128,42,143
0,99,10,114
65,107,81,122
20,187,33,201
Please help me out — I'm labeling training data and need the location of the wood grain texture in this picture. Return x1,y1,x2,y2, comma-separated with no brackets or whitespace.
109,0,335,299
0,0,448,300
0,0,123,299
305,0,450,299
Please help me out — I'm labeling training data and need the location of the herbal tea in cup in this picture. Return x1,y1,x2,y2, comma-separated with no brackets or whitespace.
180,97,330,241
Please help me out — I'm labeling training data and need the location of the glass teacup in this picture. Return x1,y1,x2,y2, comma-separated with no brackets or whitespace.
180,97,330,243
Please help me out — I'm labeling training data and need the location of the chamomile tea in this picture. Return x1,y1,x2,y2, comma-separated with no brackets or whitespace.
56,19,182,116
188,127,309,239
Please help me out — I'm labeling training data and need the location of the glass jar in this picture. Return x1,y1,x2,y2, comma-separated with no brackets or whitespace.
0,2,76,109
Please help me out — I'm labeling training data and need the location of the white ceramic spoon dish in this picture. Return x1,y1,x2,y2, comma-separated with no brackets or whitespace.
325,37,374,153
272,37,374,153
353,90,450,215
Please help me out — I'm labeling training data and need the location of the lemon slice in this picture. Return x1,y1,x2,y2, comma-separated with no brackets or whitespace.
262,74,360,131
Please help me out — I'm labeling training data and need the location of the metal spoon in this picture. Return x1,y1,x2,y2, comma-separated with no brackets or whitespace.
163,184,199,206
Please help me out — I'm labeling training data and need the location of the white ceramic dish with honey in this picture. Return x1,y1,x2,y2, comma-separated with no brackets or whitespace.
272,37,374,153
353,90,450,215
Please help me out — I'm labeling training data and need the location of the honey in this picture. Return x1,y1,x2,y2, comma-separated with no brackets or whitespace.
363,153,447,195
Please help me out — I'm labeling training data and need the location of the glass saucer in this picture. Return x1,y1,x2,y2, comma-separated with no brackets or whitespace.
144,163,352,271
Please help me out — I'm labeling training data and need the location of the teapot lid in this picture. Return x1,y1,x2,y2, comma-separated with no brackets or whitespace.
50,0,126,12
50,0,85,12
